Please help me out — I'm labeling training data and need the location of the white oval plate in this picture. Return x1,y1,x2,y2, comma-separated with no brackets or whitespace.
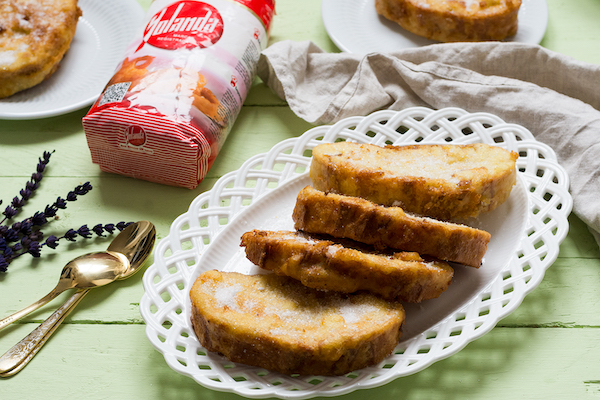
140,107,572,399
322,0,548,54
0,0,144,120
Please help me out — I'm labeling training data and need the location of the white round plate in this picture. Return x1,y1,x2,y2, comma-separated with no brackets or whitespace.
0,0,144,120
140,107,572,399
322,0,548,54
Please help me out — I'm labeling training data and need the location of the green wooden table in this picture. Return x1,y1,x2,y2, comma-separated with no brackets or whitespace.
2,0,600,398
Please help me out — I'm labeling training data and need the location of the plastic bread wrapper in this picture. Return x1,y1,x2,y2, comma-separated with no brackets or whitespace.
83,0,275,189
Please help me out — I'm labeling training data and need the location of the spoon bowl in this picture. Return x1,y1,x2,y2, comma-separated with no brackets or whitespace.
59,251,130,289
108,220,155,279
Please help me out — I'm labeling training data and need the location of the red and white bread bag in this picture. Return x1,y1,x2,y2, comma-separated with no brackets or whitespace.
83,0,275,189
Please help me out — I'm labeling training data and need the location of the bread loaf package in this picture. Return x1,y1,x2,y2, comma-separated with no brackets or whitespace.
82,0,275,188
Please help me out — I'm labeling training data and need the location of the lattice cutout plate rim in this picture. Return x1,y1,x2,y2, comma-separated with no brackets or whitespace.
140,107,572,399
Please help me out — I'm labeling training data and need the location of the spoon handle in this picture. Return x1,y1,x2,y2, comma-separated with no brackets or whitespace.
0,289,89,377
0,289,63,332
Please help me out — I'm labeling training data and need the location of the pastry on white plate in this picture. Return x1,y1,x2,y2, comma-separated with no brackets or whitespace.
0,0,81,98
375,0,521,42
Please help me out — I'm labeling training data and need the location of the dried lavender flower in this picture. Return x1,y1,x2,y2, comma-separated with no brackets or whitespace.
92,224,105,236
40,222,132,250
44,235,59,249
103,224,116,234
1,220,135,271
25,180,39,191
19,188,32,201
2,206,17,220
77,225,92,239
1,151,54,224
64,229,78,242
3,228,19,243
11,196,25,209
44,205,56,218
0,256,8,273
0,150,137,273
55,197,67,209
31,211,47,227
27,241,41,258
3,246,14,257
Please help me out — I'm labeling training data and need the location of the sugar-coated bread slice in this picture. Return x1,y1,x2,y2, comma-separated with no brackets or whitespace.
293,185,490,268
189,270,406,376
374,0,521,42
0,0,82,98
310,142,518,220
241,229,454,303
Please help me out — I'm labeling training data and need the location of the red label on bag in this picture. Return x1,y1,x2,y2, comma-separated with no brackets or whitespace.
143,1,224,50
126,125,146,146
233,0,275,30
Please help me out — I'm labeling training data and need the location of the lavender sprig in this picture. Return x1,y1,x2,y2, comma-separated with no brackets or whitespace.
1,151,53,224
1,182,94,244
0,222,133,272
43,222,132,249
0,151,137,273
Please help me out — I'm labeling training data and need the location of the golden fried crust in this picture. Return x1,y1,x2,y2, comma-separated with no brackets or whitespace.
375,0,521,42
241,229,454,303
293,186,490,268
310,142,518,220
0,0,81,98
190,270,406,376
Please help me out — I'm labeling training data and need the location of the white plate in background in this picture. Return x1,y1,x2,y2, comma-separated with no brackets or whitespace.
0,0,144,120
322,0,548,54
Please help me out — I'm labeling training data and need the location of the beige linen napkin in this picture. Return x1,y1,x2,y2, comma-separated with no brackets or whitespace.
257,40,600,246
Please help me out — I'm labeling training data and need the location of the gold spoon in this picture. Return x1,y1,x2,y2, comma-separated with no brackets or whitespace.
0,252,129,332
0,220,156,377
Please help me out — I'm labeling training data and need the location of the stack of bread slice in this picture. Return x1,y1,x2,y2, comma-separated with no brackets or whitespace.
189,142,518,376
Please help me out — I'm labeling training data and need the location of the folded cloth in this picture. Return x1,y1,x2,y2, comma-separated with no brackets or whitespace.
257,40,600,247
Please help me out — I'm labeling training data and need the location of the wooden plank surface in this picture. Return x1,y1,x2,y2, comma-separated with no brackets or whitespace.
1,0,599,398
2,325,600,399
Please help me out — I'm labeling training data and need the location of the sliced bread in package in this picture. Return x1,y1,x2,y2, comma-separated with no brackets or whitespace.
83,0,275,188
